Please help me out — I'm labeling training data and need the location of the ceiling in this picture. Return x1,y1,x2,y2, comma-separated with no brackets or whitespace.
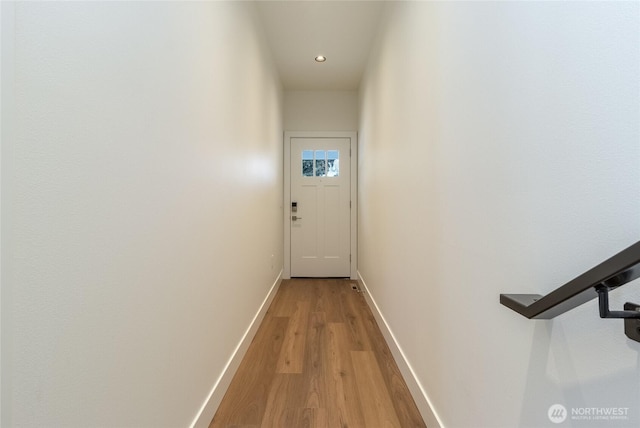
255,1,386,91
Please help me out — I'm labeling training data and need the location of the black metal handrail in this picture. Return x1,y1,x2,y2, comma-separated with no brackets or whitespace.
500,240,640,341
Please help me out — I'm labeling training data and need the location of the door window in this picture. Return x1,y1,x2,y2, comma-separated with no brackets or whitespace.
301,150,340,177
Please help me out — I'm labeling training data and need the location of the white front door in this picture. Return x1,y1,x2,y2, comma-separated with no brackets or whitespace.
289,137,352,277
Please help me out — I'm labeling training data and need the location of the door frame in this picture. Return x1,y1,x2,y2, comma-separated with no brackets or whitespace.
284,131,358,279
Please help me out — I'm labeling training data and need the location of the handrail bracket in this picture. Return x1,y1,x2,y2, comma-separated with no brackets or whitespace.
596,285,640,342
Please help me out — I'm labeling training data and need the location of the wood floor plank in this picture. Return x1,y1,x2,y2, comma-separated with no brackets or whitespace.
351,350,403,428
268,280,297,317
341,287,374,351
280,408,328,428
259,374,304,428
313,279,348,323
326,322,367,428
276,300,310,373
302,311,328,409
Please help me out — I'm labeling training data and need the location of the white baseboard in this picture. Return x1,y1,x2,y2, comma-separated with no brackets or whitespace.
190,270,283,428
357,272,444,428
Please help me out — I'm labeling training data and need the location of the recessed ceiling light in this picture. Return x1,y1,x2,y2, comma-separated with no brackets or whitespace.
315,55,327,63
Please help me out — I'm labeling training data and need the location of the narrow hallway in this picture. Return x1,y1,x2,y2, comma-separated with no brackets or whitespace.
3,1,638,426
210,279,426,427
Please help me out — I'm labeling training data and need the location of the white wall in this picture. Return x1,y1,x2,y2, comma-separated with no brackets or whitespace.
1,2,283,427
284,90,358,131
0,3,14,424
359,2,640,427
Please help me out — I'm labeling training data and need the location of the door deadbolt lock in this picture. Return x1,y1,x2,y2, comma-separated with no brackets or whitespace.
291,202,298,212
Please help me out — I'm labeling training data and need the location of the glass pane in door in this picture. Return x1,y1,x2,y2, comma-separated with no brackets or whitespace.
302,150,313,176
327,150,339,177
315,150,326,177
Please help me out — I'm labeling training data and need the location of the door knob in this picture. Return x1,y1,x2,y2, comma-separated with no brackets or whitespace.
292,215,302,221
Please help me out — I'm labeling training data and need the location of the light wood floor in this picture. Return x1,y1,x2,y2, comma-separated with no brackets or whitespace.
209,278,427,428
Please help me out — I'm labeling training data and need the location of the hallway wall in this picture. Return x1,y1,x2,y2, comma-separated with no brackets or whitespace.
284,90,358,131
1,2,282,427
358,2,640,427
